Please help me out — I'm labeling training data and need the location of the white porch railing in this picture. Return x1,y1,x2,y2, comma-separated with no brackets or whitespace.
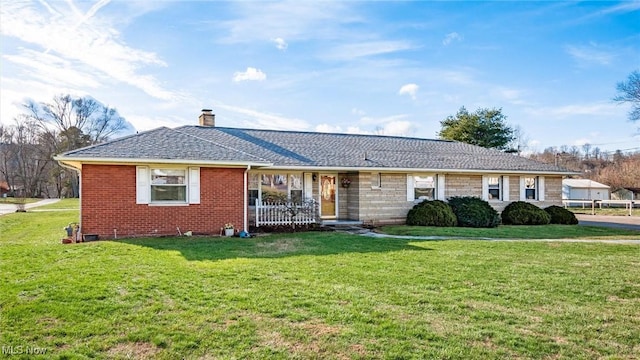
255,200,318,227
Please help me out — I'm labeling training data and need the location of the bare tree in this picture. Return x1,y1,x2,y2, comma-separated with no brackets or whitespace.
614,70,640,122
582,143,591,159
26,94,126,148
507,125,529,155
3,118,52,197
22,94,128,197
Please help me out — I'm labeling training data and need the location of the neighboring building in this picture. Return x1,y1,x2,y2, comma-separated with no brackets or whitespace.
611,187,640,201
55,109,575,239
562,179,610,200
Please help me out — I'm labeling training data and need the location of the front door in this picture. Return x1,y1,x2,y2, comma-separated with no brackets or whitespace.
320,175,337,218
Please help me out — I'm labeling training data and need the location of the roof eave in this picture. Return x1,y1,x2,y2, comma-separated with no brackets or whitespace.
54,156,273,170
258,165,579,175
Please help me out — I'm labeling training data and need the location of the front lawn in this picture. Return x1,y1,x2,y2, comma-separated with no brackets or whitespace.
379,224,640,240
1,210,639,359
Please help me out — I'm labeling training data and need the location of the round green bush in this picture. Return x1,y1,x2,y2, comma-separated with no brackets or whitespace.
544,205,579,225
447,196,500,228
501,201,551,225
406,200,457,227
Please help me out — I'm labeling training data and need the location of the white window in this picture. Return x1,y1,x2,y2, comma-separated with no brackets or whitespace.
520,176,545,201
151,169,187,202
136,166,200,205
371,172,381,188
525,177,537,200
414,175,436,200
483,175,509,201
407,174,444,201
250,172,305,205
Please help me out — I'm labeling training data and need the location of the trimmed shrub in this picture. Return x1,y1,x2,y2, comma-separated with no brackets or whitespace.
501,201,551,225
406,200,457,227
544,205,579,225
447,196,500,228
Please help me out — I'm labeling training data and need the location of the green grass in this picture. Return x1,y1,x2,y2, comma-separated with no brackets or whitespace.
380,224,640,240
1,211,640,359
32,198,80,210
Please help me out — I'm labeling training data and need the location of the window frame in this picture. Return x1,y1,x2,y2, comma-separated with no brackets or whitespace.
487,176,502,201
519,175,544,202
150,168,188,204
409,173,439,202
136,166,199,206
524,176,537,200
371,172,381,189
249,171,306,205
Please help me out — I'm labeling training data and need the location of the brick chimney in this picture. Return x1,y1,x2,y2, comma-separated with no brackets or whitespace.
198,109,215,127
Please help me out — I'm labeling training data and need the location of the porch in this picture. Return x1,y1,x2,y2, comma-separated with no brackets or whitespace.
253,200,363,228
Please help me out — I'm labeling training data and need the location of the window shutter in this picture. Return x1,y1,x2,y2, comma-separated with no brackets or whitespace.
520,176,526,201
503,176,510,202
406,174,414,201
189,167,200,204
304,173,313,200
538,176,545,201
136,166,149,204
437,174,446,200
481,175,489,201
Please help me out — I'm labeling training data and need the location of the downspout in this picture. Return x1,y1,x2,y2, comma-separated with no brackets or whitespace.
244,165,251,233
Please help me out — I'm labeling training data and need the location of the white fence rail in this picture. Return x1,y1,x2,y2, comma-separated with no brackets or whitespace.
563,199,637,216
255,200,318,227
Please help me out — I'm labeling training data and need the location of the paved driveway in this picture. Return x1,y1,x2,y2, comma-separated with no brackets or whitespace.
0,199,60,216
576,214,640,231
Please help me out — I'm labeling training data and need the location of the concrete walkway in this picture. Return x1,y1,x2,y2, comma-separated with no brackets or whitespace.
0,198,61,216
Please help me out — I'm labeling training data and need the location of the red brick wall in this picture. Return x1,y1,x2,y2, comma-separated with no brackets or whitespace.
80,164,245,239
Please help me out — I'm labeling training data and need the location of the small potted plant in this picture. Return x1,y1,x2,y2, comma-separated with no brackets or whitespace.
224,223,235,237
341,177,352,188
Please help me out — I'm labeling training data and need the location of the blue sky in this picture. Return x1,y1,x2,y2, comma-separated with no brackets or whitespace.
1,1,639,154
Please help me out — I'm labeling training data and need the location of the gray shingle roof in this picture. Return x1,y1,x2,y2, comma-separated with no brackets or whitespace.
58,125,572,173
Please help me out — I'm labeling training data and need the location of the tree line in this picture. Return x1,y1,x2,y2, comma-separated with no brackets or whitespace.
1,94,126,198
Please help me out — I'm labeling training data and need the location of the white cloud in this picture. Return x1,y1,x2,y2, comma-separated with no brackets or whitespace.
527,102,622,118
351,108,366,116
272,37,288,50
565,45,614,66
233,67,267,82
315,124,374,135
398,83,419,100
217,1,359,44
442,32,462,46
489,86,528,105
315,117,415,137
214,102,309,131
325,40,415,60
0,1,177,101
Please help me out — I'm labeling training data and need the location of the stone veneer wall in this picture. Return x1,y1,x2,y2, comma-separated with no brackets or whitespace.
355,172,414,225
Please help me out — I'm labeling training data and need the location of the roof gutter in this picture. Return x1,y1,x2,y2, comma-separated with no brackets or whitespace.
256,165,579,176
53,157,577,176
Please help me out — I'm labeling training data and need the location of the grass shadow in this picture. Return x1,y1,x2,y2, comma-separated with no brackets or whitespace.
117,232,433,262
